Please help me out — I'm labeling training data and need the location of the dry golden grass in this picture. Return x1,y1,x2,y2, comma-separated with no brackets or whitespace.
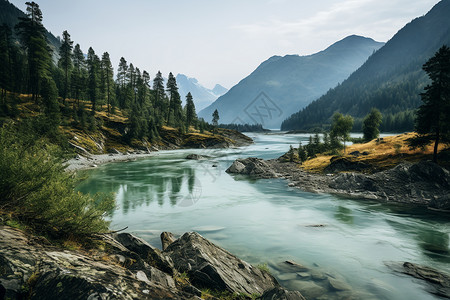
302,132,449,173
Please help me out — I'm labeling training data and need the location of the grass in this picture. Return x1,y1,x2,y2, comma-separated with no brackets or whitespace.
301,132,450,173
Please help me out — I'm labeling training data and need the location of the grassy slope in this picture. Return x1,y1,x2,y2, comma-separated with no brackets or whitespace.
301,132,450,173
11,94,248,155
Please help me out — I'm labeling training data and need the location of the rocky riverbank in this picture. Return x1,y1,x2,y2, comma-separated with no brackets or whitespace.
226,157,450,211
0,226,304,300
65,128,253,172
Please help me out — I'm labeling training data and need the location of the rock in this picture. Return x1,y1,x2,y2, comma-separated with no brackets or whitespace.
310,270,327,281
107,148,121,154
185,154,209,160
277,273,299,281
260,286,306,300
386,261,450,298
0,226,186,299
324,157,371,173
113,232,174,275
296,272,311,280
212,164,218,167
286,280,327,299
164,232,277,295
226,157,277,178
226,160,246,173
362,151,370,155
160,231,176,251
349,151,360,157
284,260,309,272
328,277,351,291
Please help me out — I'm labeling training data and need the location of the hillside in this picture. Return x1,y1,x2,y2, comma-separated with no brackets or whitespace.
199,35,384,127
281,0,450,132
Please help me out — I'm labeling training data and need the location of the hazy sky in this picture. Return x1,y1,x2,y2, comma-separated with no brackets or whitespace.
9,0,441,89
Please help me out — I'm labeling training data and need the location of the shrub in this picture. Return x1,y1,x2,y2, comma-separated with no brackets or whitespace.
0,124,115,239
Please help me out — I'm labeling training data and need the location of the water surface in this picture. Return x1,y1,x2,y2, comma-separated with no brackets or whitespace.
77,132,449,299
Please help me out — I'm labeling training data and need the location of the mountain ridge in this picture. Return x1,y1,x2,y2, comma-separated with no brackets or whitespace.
199,35,384,127
281,0,450,131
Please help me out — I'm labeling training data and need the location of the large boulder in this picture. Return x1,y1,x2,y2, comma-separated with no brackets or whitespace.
164,232,278,295
113,232,174,275
226,157,277,178
0,226,189,300
324,157,371,173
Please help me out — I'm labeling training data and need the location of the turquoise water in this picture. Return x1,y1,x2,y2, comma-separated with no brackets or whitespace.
77,133,449,299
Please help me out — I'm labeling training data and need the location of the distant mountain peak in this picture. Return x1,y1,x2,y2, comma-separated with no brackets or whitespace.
199,35,384,127
175,74,228,111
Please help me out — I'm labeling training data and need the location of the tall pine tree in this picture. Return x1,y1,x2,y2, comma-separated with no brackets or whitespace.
58,30,73,102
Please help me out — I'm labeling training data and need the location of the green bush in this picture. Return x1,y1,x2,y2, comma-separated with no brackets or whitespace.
0,124,114,239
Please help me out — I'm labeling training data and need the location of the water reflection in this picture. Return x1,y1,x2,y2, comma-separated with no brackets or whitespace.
77,159,201,214
417,229,450,259
334,206,354,224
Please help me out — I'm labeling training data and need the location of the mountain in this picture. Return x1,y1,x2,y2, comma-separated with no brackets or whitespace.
198,35,384,127
281,0,450,132
0,0,61,57
176,74,228,111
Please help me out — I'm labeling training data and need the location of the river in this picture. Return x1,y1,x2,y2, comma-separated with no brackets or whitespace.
77,132,450,299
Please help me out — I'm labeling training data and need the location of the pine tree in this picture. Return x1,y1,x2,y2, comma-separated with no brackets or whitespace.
101,52,114,114
15,1,52,103
87,47,99,111
185,92,197,130
71,43,85,106
166,72,183,127
58,30,73,102
412,45,450,163
212,109,219,134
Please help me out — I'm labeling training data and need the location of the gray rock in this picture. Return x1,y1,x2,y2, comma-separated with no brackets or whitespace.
185,154,209,160
160,231,176,251
286,280,327,299
164,232,277,295
386,261,450,298
259,286,306,300
0,226,186,299
325,157,371,173
226,158,277,178
113,232,174,275
328,277,351,291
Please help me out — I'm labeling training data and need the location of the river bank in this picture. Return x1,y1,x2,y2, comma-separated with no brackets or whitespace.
226,157,450,211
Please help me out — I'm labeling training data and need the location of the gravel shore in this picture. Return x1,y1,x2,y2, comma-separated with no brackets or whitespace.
64,152,155,172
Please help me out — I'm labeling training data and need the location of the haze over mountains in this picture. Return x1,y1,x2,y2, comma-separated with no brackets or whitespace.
176,74,228,111
199,35,384,127
281,0,450,131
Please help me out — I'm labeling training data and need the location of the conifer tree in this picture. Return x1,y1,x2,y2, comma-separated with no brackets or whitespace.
87,47,100,111
58,30,73,102
15,1,52,103
101,52,114,114
71,43,85,105
185,92,197,130
411,45,450,163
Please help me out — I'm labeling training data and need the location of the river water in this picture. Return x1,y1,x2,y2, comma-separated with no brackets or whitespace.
77,132,450,299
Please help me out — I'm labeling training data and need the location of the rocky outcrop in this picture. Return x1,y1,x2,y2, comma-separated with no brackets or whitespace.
0,227,296,299
226,157,450,210
161,231,176,251
185,154,210,160
164,232,278,295
324,157,371,173
260,286,306,300
386,261,450,298
226,157,277,178
0,226,186,300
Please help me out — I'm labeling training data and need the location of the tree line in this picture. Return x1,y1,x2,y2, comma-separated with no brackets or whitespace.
0,1,213,143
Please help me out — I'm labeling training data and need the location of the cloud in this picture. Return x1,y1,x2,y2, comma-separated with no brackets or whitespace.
232,0,439,53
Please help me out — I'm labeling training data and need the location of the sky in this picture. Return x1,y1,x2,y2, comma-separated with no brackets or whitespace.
9,0,441,89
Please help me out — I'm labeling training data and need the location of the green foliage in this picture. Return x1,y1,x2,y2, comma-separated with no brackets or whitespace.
0,124,115,239
410,45,450,163
256,263,270,273
330,112,354,154
363,108,382,141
